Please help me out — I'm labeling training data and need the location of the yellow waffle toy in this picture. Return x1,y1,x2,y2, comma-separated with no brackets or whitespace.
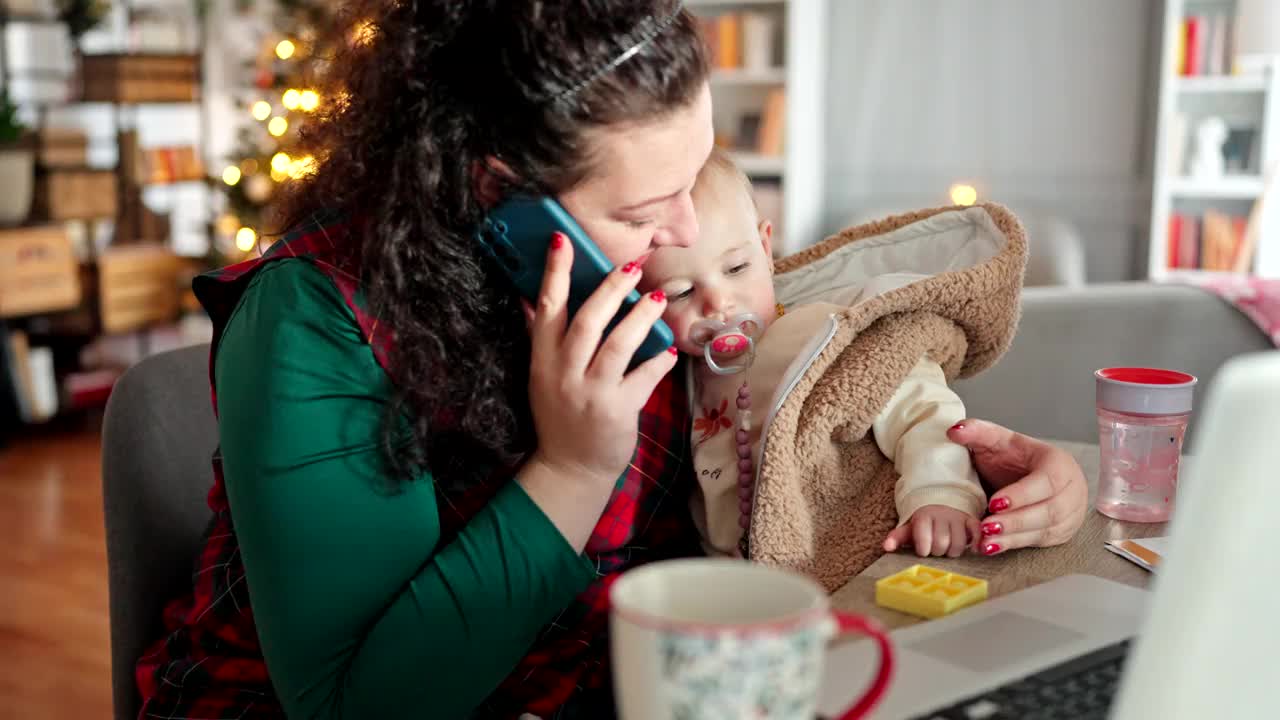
874,564,988,619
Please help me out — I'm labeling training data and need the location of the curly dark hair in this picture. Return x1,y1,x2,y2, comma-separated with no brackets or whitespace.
273,1,709,488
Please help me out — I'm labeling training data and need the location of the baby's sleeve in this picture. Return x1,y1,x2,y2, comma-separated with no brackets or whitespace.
871,355,987,525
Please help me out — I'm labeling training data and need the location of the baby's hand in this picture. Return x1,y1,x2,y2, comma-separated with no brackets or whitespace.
882,505,981,558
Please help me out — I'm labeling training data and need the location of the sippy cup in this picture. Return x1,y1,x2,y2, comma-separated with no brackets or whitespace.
1094,367,1197,523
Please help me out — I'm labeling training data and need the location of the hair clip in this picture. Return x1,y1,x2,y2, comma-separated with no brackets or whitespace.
542,1,685,106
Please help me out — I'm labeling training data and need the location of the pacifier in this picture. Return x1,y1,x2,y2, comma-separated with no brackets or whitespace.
690,312,764,375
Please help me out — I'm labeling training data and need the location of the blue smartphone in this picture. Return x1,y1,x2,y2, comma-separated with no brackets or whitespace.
476,194,675,368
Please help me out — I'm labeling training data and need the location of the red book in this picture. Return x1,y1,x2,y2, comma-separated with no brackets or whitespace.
1184,16,1202,76
1168,213,1182,269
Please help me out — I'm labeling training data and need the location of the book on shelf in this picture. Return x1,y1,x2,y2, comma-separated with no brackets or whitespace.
756,88,785,156
1177,13,1237,77
1167,209,1254,272
723,87,785,161
696,10,778,72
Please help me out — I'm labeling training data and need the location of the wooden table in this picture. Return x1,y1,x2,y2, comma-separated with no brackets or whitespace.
831,441,1168,629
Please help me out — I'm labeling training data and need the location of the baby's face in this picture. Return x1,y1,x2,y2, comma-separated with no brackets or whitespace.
639,181,777,357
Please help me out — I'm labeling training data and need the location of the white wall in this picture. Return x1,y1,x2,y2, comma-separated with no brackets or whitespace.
821,0,1161,282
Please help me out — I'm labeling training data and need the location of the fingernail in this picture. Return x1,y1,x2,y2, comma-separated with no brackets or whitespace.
949,422,965,432
621,261,640,274
981,521,1002,536
982,543,1002,556
667,345,678,355
648,289,666,302
551,232,566,249
989,497,1011,512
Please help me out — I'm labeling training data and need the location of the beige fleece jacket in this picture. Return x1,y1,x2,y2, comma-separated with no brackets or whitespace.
723,203,1026,591
691,311,984,559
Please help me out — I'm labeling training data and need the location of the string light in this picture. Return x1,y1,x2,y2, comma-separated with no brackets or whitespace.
268,116,289,137
270,167,288,182
222,166,242,186
282,89,301,110
251,101,272,121
287,155,318,179
236,227,258,252
217,214,240,235
949,183,978,206
351,19,376,46
271,152,292,172
276,39,296,60
240,158,259,175
299,90,319,112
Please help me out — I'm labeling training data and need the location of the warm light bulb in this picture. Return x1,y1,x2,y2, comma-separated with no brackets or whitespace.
235,227,258,252
222,166,242,186
268,116,289,137
270,152,292,173
276,39,296,60
240,158,259,174
282,89,301,110
270,167,288,182
949,183,978,206
251,101,272,121
299,90,319,112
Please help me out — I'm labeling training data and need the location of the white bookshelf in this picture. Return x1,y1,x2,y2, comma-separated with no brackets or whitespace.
1149,0,1280,280
689,0,827,257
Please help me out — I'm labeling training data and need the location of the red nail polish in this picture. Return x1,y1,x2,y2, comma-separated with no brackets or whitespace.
989,497,1011,512
667,345,678,355
648,289,665,302
551,232,566,249
981,521,1002,536
982,543,1002,556
949,422,965,432
621,261,639,274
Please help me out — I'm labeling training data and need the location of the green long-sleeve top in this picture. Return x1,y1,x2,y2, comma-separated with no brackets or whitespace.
214,258,597,717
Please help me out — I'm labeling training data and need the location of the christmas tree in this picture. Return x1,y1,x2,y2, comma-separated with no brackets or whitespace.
208,0,371,266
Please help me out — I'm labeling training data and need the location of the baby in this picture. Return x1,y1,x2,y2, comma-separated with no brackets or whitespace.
640,147,986,560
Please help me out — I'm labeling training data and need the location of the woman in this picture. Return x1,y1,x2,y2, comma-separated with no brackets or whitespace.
134,1,1089,718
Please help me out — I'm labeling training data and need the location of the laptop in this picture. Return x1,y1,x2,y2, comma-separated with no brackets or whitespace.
817,350,1280,719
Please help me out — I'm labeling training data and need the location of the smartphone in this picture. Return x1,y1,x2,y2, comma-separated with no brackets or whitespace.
476,194,675,367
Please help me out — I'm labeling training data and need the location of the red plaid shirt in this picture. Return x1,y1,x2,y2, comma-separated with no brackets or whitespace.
135,215,699,719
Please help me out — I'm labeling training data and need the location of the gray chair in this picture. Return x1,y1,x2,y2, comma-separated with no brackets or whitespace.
101,344,217,720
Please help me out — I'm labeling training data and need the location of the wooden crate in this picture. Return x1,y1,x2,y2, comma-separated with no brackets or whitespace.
80,53,199,104
35,128,88,169
32,169,117,220
97,244,180,333
0,224,83,319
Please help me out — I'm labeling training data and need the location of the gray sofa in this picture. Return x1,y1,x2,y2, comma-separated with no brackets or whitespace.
954,282,1273,451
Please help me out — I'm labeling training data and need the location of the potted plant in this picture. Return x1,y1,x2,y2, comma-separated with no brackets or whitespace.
0,90,34,226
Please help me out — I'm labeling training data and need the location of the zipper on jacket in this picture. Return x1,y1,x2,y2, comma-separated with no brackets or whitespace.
745,313,840,557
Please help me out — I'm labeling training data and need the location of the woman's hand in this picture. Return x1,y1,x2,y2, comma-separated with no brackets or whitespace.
946,419,1089,555
517,233,677,550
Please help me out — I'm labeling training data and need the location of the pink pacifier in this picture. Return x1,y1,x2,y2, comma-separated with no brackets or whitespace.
691,312,764,375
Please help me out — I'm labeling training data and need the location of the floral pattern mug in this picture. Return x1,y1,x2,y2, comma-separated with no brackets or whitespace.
609,558,894,719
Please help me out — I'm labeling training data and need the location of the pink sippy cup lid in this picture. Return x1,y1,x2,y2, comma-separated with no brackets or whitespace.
1095,367,1197,416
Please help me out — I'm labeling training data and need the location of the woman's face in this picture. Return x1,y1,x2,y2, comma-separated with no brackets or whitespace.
557,82,714,268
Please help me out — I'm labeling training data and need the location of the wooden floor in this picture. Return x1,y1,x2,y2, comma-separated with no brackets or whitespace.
0,420,113,720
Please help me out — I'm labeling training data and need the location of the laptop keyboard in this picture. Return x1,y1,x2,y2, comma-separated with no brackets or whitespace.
909,638,1132,720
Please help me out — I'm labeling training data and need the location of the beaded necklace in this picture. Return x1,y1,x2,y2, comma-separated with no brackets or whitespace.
694,303,786,558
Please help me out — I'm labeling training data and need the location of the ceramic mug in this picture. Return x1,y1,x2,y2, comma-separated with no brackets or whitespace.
609,558,894,719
